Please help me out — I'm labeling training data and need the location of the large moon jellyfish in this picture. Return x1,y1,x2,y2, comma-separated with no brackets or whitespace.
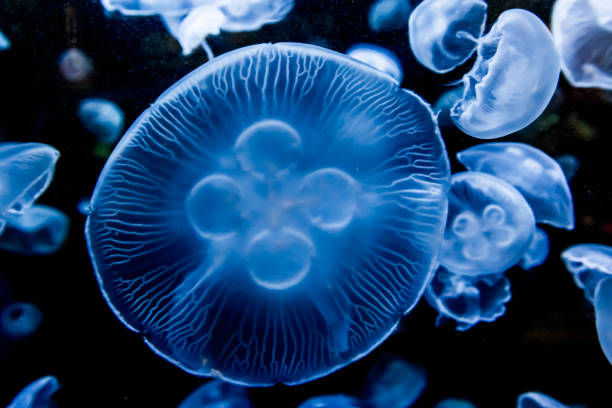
520,227,549,270
346,43,403,83
364,357,426,408
369,0,411,32
440,172,535,276
594,278,612,366
561,243,612,302
78,98,125,144
457,143,574,230
551,0,612,90
7,376,59,408
408,0,487,74
178,380,252,408
85,43,451,385
0,302,43,339
0,205,69,255
450,9,561,139
516,391,568,408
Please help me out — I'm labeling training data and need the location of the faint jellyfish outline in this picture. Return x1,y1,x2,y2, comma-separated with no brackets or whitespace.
58,48,93,82
78,98,125,145
369,0,411,32
594,278,612,366
7,376,60,408
516,391,569,408
1,302,43,339
346,43,404,83
364,356,426,408
178,379,252,408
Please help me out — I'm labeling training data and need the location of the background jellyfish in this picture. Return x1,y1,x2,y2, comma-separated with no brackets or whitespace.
435,398,478,408
101,0,221,16
0,205,69,255
433,86,464,128
555,154,579,181
516,391,568,408
519,228,549,270
0,30,10,50
426,267,511,331
85,43,450,385
450,9,561,139
440,172,535,276
0,302,42,339
408,0,487,74
551,0,612,90
178,380,252,408
368,0,411,32
346,43,403,82
6,376,59,408
594,278,612,366
561,243,612,303
364,356,426,408
298,395,364,408
58,48,93,82
457,143,574,230
78,98,125,145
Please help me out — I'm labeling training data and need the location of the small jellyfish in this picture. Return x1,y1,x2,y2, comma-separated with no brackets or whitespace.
101,0,219,16
85,43,450,385
346,43,403,82
440,172,535,276
298,395,364,408
426,266,511,331
7,376,60,408
450,9,561,139
594,278,612,366
178,380,252,408
519,227,549,270
58,48,93,82
433,86,464,128
561,243,612,303
516,392,568,408
551,0,612,90
0,205,69,255
457,143,574,230
78,98,125,144
218,0,294,33
555,154,580,181
77,198,91,215
1,302,42,339
364,357,426,408
0,143,60,216
435,398,478,408
369,0,411,32
0,30,10,50
408,0,487,73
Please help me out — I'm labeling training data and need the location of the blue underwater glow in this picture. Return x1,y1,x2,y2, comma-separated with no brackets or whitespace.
85,43,450,385
364,357,426,408
457,143,574,230
433,86,464,128
594,278,612,366
555,154,580,181
346,43,403,83
0,205,69,255
520,227,549,270
78,98,125,145
440,171,535,276
450,9,561,139
426,266,511,331
562,243,612,303
435,398,478,408
7,376,59,408
0,30,10,51
298,394,363,408
551,0,612,90
408,0,487,74
57,48,93,82
0,302,42,339
516,391,568,408
369,0,411,32
178,380,252,408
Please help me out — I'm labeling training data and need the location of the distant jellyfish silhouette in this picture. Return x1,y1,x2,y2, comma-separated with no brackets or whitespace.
1,302,42,339
408,0,487,73
369,0,411,32
298,395,364,408
0,205,69,255
364,357,426,408
0,30,10,50
555,154,580,181
516,391,568,408
78,98,125,144
440,172,535,276
85,43,451,385
551,0,612,90
433,86,464,128
426,266,511,331
435,398,478,408
520,228,549,270
450,9,561,139
179,380,252,408
7,376,60,408
77,198,91,215
561,243,612,302
457,143,574,230
594,278,612,366
346,44,403,82
58,48,93,82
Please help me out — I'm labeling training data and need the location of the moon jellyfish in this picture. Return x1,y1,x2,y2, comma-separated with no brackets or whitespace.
457,143,574,230
520,228,549,270
178,380,251,408
346,44,403,82
369,0,411,32
408,0,487,73
551,0,612,90
555,154,579,181
298,395,364,408
101,0,220,16
594,278,612,366
78,98,125,144
58,48,94,82
450,9,561,139
85,43,450,385
364,357,426,408
1,302,42,339
426,266,511,331
440,172,535,276
435,398,478,408
0,30,10,50
561,243,612,303
0,205,69,255
433,86,464,128
516,392,568,408
7,376,60,408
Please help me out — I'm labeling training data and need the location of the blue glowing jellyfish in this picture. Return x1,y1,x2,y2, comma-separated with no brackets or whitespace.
562,244,612,303
78,98,125,145
450,9,561,139
440,172,535,276
298,395,364,408
516,391,568,408
426,266,511,331
364,357,426,408
520,228,549,270
0,30,10,51
85,43,450,385
551,0,612,90
0,205,69,255
433,86,464,128
101,0,218,16
346,44,403,83
179,380,252,408
555,154,579,181
435,398,478,408
1,302,43,339
408,0,487,74
77,198,91,215
457,143,574,230
369,0,411,32
7,376,59,408
58,48,93,82
595,278,612,366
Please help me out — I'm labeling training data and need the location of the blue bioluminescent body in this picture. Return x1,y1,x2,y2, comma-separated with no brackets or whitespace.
7,376,59,408
516,391,568,408
298,395,364,408
0,30,10,51
561,243,612,303
440,172,535,276
408,0,487,74
0,205,69,255
346,43,403,82
364,357,426,408
520,227,549,270
78,98,125,144
426,267,511,331
178,380,252,408
551,0,612,90
369,0,411,32
450,9,561,139
1,302,42,339
595,278,612,366
58,48,93,82
457,143,574,230
85,43,450,385
435,398,478,408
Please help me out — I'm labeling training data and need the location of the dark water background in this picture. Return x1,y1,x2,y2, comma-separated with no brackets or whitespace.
0,0,611,406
